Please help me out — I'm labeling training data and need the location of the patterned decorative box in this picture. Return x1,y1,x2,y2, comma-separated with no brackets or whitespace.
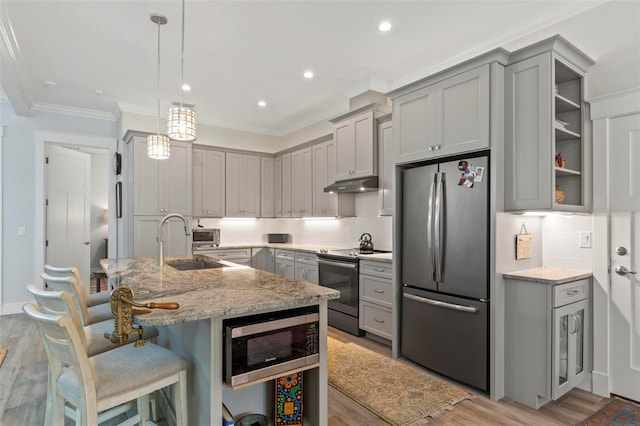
275,373,303,425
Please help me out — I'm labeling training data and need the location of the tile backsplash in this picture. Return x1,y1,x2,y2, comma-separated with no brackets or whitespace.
541,214,593,271
195,192,393,250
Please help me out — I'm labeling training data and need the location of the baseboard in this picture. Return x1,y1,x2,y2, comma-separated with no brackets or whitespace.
591,370,610,397
1,302,25,315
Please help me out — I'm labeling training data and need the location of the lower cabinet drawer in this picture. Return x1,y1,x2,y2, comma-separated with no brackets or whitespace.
553,279,590,307
359,302,392,340
360,275,392,307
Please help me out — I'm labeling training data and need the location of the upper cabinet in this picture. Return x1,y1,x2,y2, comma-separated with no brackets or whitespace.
378,117,393,216
281,153,293,217
133,136,192,216
225,152,260,217
504,36,594,212
312,140,355,217
391,64,491,165
333,110,376,181
291,147,313,217
260,156,275,218
192,147,225,217
274,155,283,217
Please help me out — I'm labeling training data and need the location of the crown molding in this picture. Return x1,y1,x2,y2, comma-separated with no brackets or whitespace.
31,102,117,121
0,7,33,116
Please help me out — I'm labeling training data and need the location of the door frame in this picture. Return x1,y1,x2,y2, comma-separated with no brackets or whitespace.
590,87,640,397
34,131,117,289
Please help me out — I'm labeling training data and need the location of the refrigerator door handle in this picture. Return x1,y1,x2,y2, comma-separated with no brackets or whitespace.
434,172,444,282
404,292,477,313
427,172,438,281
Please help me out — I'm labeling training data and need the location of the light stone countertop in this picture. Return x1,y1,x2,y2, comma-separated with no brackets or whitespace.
101,256,340,327
194,243,394,260
502,267,592,285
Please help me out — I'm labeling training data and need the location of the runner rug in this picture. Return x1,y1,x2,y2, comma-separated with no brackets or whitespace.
327,337,474,425
577,397,640,426
0,349,7,367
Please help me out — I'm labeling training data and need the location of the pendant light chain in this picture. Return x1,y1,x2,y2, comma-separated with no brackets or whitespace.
167,0,196,141
148,14,170,159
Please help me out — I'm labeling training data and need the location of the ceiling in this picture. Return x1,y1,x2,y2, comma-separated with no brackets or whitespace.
0,1,609,136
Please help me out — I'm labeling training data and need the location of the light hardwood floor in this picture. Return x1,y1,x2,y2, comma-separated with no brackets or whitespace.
0,313,609,425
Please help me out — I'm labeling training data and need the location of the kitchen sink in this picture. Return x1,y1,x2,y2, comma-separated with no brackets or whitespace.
166,259,227,271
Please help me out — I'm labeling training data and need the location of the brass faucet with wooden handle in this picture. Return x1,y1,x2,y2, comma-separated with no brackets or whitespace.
104,286,179,347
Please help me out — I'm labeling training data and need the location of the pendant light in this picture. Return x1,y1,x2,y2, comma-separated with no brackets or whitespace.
167,0,196,141
148,13,170,159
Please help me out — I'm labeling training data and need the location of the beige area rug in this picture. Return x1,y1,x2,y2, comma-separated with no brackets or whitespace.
0,348,7,367
328,337,474,425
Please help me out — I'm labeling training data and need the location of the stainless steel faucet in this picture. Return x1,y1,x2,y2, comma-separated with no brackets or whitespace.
157,213,192,266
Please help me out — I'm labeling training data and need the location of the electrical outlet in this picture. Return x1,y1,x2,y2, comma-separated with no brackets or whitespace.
17,227,26,237
579,231,592,248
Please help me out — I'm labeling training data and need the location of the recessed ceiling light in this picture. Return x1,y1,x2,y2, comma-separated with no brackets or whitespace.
181,84,191,91
43,81,57,88
94,89,103,95
378,21,392,32
303,70,314,79
257,100,267,108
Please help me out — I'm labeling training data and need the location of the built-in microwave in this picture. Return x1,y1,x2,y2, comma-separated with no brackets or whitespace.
223,306,320,387
192,228,220,250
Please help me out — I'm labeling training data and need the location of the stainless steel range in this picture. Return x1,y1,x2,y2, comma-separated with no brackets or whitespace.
317,248,389,336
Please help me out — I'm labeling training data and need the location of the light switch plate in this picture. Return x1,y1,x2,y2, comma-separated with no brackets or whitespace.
579,231,592,248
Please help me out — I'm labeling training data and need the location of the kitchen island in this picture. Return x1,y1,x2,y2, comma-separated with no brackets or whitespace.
102,255,339,425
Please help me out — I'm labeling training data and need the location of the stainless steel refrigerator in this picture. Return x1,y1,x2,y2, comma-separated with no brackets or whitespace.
401,153,489,391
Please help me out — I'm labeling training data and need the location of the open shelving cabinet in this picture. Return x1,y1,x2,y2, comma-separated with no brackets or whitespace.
504,35,594,212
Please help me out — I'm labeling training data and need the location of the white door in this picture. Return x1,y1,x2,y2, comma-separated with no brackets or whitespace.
609,113,640,402
46,145,91,289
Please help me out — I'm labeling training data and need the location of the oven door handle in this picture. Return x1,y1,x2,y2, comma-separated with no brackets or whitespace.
317,259,357,269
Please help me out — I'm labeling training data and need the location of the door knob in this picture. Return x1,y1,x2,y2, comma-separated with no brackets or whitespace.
616,246,628,256
615,265,637,276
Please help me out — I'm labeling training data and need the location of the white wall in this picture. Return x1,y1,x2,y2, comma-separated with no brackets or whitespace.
121,111,281,153
1,101,117,310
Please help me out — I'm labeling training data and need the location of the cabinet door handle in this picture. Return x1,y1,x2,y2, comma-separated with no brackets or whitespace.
374,268,386,272
374,289,385,294
374,318,385,323
566,289,580,296
428,146,434,151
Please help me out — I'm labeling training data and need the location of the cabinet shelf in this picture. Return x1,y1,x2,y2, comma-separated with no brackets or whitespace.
555,126,581,141
555,166,581,176
555,94,580,113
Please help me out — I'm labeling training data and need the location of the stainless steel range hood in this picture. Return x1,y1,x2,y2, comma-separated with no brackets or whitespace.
324,176,378,193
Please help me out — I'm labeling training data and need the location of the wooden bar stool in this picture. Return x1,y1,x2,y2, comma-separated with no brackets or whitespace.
23,302,188,426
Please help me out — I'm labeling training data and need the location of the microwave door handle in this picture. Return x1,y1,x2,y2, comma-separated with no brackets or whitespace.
434,171,443,282
427,172,437,281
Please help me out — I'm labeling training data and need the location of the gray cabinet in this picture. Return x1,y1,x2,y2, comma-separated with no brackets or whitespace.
199,248,252,266
133,137,192,216
291,147,313,217
192,147,225,217
260,157,275,218
332,110,377,181
133,215,191,258
312,140,355,217
281,153,293,217
251,247,275,273
378,118,393,216
359,259,393,341
505,277,591,409
275,249,295,278
392,64,490,164
504,36,594,212
274,156,283,217
225,153,260,217
294,251,319,285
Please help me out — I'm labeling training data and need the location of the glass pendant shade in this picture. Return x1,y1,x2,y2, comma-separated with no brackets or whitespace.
167,105,196,141
147,134,170,159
